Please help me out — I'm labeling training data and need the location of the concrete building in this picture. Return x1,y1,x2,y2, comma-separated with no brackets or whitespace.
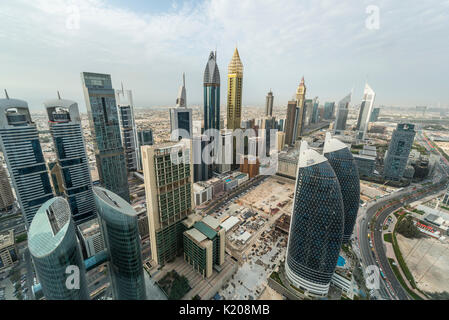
0,230,17,271
182,215,225,278
77,218,105,258
141,140,194,266
0,94,53,227
0,165,14,212
277,131,285,151
116,83,139,172
45,97,96,224
356,84,376,140
81,72,130,202
94,186,146,300
28,197,89,300
383,123,416,181
194,182,213,206
137,129,154,170
240,155,260,179
216,129,232,174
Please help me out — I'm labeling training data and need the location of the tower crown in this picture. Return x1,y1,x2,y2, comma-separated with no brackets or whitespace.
204,51,220,85
228,48,243,75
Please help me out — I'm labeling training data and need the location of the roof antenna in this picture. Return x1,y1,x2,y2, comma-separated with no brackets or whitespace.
4,89,9,99
57,91,61,100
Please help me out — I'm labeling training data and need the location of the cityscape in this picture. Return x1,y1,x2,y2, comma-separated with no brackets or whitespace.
1,0,449,309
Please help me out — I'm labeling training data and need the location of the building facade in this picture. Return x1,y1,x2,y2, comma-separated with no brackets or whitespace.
0,96,53,227
0,165,14,212
323,133,360,243
324,102,335,120
0,230,17,271
265,91,274,117
81,72,130,202
295,77,307,139
28,197,89,300
334,93,351,134
285,142,344,297
141,140,194,266
383,123,416,181
285,101,298,146
45,98,96,224
93,186,146,300
77,218,105,258
170,74,193,141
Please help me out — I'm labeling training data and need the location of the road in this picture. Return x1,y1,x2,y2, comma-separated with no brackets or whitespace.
357,178,448,300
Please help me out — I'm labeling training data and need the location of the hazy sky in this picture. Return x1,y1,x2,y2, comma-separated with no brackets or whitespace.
1,0,448,111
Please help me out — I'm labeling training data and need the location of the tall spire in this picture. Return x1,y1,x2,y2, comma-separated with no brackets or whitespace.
57,91,61,100
4,89,9,99
176,72,187,108
228,47,243,75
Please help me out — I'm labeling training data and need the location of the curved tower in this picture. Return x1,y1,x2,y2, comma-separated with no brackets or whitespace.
203,51,220,131
323,133,360,243
93,186,146,300
285,141,344,297
226,48,243,130
28,197,89,300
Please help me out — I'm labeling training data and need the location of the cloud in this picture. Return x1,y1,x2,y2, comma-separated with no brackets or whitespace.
0,0,448,109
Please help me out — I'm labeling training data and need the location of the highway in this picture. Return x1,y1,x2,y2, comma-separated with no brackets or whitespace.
357,177,448,300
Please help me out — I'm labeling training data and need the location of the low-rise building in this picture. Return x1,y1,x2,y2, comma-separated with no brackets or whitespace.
0,230,17,271
77,218,105,259
193,182,213,206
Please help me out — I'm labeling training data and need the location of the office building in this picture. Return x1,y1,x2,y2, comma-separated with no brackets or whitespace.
216,129,232,174
193,135,211,182
81,72,130,202
277,131,285,151
226,48,243,131
45,97,96,224
356,84,376,140
77,218,105,258
323,133,360,243
116,83,139,172
0,165,14,212
93,186,146,300
137,129,154,170
266,91,274,117
141,140,194,266
0,95,53,227
0,230,17,271
311,98,319,124
285,141,344,297
334,93,351,134
295,77,307,139
383,123,416,181
170,73,193,141
28,197,89,300
182,215,225,278
370,107,380,122
324,102,335,120
304,99,314,126
203,51,221,131
285,101,298,146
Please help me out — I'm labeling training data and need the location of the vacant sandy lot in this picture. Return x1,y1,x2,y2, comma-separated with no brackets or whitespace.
397,234,449,293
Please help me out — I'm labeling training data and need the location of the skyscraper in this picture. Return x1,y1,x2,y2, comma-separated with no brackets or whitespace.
304,99,314,126
383,123,416,181
311,97,319,124
203,51,221,131
81,72,130,202
28,197,89,300
45,96,96,224
0,165,14,212
285,141,344,297
285,101,298,146
265,90,274,117
116,83,139,172
356,83,376,140
226,48,243,130
323,133,360,243
137,129,153,171
295,77,307,139
93,186,147,300
334,93,351,134
370,107,380,122
0,94,53,227
323,102,335,120
141,140,194,266
170,73,192,141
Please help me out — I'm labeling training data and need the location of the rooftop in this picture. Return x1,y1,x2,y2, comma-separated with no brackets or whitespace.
0,230,14,250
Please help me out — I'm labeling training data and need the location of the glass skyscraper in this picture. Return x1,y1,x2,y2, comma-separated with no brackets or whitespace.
356,83,376,140
0,96,53,227
170,73,192,141
28,197,89,300
45,97,96,224
383,123,416,181
334,93,351,134
93,186,146,300
81,72,130,202
203,51,220,131
285,141,344,297
323,133,360,243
